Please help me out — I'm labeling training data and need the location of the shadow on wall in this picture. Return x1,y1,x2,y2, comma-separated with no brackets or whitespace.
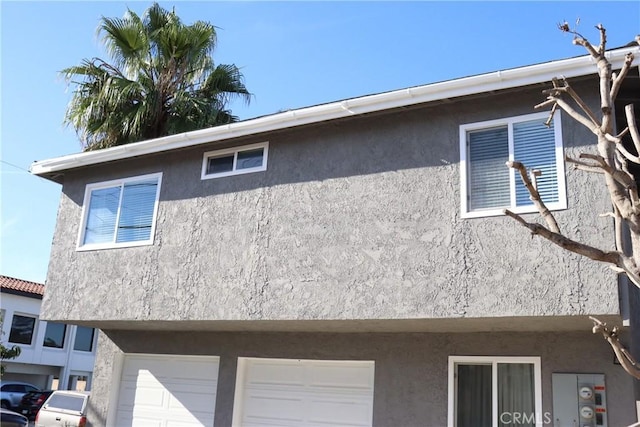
86,397,104,427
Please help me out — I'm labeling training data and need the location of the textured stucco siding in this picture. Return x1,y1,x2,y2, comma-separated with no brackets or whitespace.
85,330,635,427
43,79,619,326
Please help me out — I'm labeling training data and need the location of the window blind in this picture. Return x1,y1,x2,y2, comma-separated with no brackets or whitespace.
116,179,158,243
83,187,121,245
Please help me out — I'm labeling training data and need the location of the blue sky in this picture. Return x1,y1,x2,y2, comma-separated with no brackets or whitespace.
1,1,639,284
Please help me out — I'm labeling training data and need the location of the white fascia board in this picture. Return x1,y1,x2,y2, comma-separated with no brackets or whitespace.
30,46,638,177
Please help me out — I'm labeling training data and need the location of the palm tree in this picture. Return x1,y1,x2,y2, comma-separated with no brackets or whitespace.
62,3,251,151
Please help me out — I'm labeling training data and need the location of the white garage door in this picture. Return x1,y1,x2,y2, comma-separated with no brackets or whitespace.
233,358,375,427
114,354,220,427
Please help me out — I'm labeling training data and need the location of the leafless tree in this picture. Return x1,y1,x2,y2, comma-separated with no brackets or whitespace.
505,24,640,378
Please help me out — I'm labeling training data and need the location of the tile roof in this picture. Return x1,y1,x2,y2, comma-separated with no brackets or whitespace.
0,275,44,297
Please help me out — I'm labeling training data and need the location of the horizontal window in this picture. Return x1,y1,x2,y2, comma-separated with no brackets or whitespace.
460,112,566,218
448,356,542,427
77,173,162,250
201,142,268,180
9,314,36,345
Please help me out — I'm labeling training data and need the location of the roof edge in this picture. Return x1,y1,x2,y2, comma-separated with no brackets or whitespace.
30,46,639,178
0,288,44,300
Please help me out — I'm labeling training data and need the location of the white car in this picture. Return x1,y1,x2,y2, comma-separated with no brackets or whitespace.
34,390,89,427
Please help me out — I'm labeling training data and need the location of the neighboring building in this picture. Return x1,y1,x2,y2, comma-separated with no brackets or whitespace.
0,275,97,391
31,45,639,427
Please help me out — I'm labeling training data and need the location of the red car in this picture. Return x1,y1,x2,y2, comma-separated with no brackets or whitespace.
16,390,53,420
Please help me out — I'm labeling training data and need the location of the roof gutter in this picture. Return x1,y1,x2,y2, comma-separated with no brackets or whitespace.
30,46,639,178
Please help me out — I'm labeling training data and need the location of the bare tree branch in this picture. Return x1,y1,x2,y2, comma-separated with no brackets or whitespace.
575,154,640,210
565,81,602,128
614,141,640,164
566,154,601,168
507,23,640,381
506,161,560,232
542,78,601,127
572,33,600,58
596,23,607,54
613,206,624,253
555,98,600,134
611,53,635,100
573,164,605,174
591,317,640,380
504,209,617,261
503,209,640,287
534,98,557,110
627,104,640,157
545,103,559,127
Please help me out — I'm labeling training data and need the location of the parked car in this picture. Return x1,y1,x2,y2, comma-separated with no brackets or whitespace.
0,381,40,410
0,408,28,427
35,390,89,427
17,389,53,420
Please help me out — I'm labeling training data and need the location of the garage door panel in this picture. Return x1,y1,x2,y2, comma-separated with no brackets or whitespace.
114,354,219,427
247,362,305,386
167,391,215,413
234,358,374,427
308,398,373,426
309,364,374,390
132,386,167,408
242,392,305,423
142,412,208,426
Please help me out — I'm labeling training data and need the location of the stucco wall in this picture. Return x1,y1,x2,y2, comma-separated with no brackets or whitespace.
85,329,635,427
43,79,619,326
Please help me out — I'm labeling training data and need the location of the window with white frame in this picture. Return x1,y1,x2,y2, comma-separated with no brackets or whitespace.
460,111,566,218
448,356,542,427
77,173,162,250
201,142,268,180
8,314,37,345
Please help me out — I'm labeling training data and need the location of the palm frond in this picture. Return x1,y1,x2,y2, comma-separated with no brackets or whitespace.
62,2,249,151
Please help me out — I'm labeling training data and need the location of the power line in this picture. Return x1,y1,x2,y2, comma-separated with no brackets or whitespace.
0,160,52,183
0,160,31,174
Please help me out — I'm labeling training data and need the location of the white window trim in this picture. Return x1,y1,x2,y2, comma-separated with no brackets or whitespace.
447,355,543,427
76,172,163,251
201,142,269,180
460,111,566,218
